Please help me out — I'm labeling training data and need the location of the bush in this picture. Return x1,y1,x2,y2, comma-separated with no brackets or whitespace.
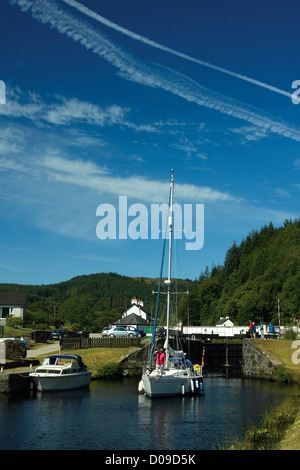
6,316,23,328
273,366,296,384
96,362,123,379
5,340,25,360
282,329,298,340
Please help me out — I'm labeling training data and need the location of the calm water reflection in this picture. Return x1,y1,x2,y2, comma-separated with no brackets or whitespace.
0,377,297,450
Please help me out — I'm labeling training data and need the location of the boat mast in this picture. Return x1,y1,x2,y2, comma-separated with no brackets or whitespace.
164,170,174,368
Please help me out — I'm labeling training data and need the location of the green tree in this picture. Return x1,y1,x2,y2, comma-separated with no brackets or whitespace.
59,294,97,330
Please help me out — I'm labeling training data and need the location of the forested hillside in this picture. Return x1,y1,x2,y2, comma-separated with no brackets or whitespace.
1,219,299,330
0,272,190,331
178,219,300,327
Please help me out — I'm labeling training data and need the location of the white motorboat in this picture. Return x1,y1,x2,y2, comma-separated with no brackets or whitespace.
139,171,205,398
29,354,91,392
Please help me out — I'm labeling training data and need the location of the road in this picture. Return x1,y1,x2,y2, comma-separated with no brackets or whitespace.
26,342,60,358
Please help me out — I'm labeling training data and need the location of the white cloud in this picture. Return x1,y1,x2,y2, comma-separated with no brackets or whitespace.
0,88,127,127
10,0,300,143
294,159,300,169
0,128,25,154
61,0,292,100
228,125,269,142
45,98,126,126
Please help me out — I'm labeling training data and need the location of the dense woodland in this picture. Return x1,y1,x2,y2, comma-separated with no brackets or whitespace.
178,219,300,327
1,219,299,330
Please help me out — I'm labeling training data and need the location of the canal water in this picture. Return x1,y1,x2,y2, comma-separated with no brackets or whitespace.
0,375,298,451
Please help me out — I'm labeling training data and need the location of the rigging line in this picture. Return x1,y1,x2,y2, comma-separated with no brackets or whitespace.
148,182,171,368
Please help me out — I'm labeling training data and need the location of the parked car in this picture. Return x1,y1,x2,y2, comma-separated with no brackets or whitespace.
101,327,111,336
126,326,146,338
105,326,139,338
50,328,64,340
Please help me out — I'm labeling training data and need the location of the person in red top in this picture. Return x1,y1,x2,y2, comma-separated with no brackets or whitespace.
249,321,254,339
155,347,166,375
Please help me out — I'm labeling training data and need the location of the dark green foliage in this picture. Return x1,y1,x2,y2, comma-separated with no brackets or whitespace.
179,219,300,326
96,362,123,379
0,273,189,331
1,220,299,328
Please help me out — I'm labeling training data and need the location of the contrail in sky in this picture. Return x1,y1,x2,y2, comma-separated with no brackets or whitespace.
62,0,292,99
10,0,300,142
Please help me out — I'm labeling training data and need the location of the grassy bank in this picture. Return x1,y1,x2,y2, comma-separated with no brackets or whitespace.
255,339,300,384
62,346,139,378
225,393,300,450
227,339,300,450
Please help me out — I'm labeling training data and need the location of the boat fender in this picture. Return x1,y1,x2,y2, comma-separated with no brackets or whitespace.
193,364,201,373
138,380,145,393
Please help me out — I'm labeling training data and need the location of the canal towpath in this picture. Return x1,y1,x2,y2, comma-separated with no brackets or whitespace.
26,342,60,358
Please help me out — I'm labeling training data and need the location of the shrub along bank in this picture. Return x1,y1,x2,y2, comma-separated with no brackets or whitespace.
229,339,300,450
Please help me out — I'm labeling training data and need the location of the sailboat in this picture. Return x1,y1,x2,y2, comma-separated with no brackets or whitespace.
139,171,205,398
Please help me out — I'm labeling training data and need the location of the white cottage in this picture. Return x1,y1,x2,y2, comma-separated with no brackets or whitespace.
0,291,27,324
121,297,152,323
216,317,234,328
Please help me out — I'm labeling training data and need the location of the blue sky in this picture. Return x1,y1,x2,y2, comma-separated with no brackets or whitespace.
0,0,300,285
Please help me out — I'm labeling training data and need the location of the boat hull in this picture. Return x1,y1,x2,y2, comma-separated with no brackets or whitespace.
30,371,91,392
141,373,204,398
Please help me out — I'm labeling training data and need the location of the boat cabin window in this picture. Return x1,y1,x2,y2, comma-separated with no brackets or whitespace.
42,357,80,368
37,369,62,374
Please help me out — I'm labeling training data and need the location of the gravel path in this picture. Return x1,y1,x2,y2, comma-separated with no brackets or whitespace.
26,342,60,358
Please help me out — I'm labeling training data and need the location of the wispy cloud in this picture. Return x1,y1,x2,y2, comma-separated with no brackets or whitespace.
10,0,300,143
0,150,238,241
294,159,300,169
0,263,24,273
0,87,173,135
228,125,269,142
62,0,292,100
0,87,127,127
171,138,208,159
0,147,237,204
36,155,237,203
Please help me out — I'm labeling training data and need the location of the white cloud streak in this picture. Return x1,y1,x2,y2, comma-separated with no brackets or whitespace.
10,0,300,143
37,155,237,203
0,150,236,203
0,88,127,127
62,0,292,100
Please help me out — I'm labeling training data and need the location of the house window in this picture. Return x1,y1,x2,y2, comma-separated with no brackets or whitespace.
1,307,9,318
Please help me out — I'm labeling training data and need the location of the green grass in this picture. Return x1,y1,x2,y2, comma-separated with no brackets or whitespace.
0,326,32,338
278,410,300,450
62,346,139,378
224,394,300,450
255,339,300,384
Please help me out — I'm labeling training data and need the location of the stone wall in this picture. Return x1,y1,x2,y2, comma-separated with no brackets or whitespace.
120,341,150,376
0,371,31,393
242,339,283,380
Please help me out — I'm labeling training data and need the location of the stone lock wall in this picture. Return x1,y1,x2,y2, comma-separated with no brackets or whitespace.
242,339,283,380
120,341,150,376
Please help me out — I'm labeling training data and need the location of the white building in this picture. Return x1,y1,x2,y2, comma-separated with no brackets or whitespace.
0,292,27,324
216,317,234,328
121,297,152,323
